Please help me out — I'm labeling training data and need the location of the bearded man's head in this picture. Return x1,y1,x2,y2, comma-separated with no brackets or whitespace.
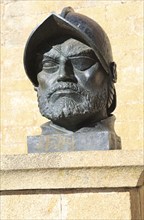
24,7,117,131
36,38,110,131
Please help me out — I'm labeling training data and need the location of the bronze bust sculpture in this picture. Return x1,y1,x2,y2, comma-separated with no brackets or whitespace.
24,7,121,152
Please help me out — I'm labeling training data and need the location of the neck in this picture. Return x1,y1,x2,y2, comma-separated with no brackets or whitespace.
52,110,108,132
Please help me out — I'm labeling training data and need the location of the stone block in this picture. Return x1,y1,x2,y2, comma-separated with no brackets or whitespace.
118,85,143,105
106,1,143,21
1,194,61,220
1,143,27,155
1,151,143,219
61,192,131,219
0,192,133,220
1,151,143,190
1,47,25,80
1,91,38,127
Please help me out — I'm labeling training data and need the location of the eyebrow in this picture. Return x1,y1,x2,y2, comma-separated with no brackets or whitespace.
43,48,96,61
69,49,96,58
43,49,60,61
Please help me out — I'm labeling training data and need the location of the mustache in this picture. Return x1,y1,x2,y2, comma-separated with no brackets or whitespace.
45,82,85,98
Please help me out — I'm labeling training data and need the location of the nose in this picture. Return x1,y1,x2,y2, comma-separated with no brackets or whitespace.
57,60,77,83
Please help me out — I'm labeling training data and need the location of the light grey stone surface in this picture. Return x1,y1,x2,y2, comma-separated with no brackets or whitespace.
1,192,132,220
1,151,143,191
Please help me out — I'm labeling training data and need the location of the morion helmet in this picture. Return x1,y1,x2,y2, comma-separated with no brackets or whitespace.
24,7,117,114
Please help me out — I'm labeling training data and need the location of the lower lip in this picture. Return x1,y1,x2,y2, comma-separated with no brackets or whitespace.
54,89,77,94
50,89,81,102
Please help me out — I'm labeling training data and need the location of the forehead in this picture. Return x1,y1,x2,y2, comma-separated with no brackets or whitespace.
44,38,94,58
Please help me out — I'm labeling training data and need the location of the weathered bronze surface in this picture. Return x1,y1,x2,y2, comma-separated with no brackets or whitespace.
24,7,121,151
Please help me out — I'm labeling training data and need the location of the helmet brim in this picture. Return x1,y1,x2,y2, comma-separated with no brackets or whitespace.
24,13,110,86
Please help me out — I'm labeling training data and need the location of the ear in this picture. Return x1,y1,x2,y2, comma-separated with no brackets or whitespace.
34,87,38,92
110,62,117,83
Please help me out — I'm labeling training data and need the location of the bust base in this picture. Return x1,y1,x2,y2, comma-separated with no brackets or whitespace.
28,130,121,153
28,115,121,153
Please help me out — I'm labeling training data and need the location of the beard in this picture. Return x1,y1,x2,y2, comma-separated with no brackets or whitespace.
37,82,108,126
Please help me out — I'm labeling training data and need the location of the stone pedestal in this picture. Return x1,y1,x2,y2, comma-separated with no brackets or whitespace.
1,150,144,219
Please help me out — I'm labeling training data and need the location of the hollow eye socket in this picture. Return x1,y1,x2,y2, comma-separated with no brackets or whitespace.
70,57,96,71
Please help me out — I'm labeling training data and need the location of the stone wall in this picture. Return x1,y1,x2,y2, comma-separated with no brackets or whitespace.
1,151,144,219
1,0,143,154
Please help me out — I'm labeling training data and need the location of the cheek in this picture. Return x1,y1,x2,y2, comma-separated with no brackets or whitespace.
75,63,107,89
81,72,107,91
37,71,47,89
37,71,56,90
94,71,105,87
